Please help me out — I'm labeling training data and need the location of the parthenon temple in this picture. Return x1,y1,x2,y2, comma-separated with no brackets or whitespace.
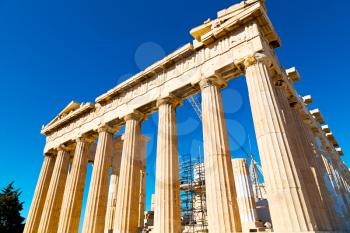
24,0,350,233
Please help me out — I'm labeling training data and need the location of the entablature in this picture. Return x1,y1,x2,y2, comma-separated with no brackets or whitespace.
190,0,280,48
42,102,95,135
41,0,280,153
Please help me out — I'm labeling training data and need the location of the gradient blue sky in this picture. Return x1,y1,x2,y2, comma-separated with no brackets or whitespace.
0,0,349,227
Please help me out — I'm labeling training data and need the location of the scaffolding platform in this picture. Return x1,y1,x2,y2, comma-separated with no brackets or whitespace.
179,153,208,232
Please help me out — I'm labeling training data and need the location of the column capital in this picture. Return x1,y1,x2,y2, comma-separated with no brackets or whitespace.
199,75,227,90
44,151,56,157
76,135,96,144
156,95,182,108
243,52,272,69
124,110,144,122
57,145,74,153
97,124,119,134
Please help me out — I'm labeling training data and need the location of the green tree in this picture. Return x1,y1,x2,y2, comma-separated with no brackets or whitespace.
0,182,25,233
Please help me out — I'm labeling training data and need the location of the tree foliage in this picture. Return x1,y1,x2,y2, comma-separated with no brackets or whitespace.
0,182,25,233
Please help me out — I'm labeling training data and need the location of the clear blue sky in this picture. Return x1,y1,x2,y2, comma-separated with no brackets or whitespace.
0,0,349,227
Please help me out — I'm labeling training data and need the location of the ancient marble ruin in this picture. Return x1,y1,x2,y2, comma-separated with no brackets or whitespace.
24,0,350,232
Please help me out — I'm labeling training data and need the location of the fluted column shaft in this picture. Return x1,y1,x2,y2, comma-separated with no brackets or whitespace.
105,174,118,233
138,137,147,229
319,152,349,227
38,149,70,233
244,54,316,232
232,158,258,232
274,86,331,231
340,162,350,188
104,143,123,233
326,153,350,229
290,105,340,230
330,155,350,211
317,154,345,229
82,127,114,233
200,77,242,233
57,137,91,233
138,170,146,229
153,97,182,233
23,155,56,233
300,124,344,230
114,113,143,233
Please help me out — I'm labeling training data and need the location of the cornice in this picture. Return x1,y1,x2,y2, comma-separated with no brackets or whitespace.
41,102,95,135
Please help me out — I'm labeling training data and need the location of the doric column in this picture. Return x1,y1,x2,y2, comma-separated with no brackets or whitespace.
138,170,146,229
153,97,182,233
319,151,349,229
231,158,259,232
200,77,242,233
138,136,148,229
340,162,350,188
82,126,114,233
57,136,93,233
244,53,316,232
326,153,350,229
113,112,143,233
37,147,70,233
288,105,336,231
23,154,56,233
317,154,344,229
302,129,344,230
271,85,332,231
104,138,123,233
104,174,118,233
330,155,350,207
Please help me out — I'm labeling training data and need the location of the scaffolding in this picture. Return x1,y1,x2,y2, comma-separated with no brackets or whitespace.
179,153,208,233
249,157,266,200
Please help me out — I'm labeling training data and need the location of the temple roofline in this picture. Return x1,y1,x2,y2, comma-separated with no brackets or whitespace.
96,0,279,104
